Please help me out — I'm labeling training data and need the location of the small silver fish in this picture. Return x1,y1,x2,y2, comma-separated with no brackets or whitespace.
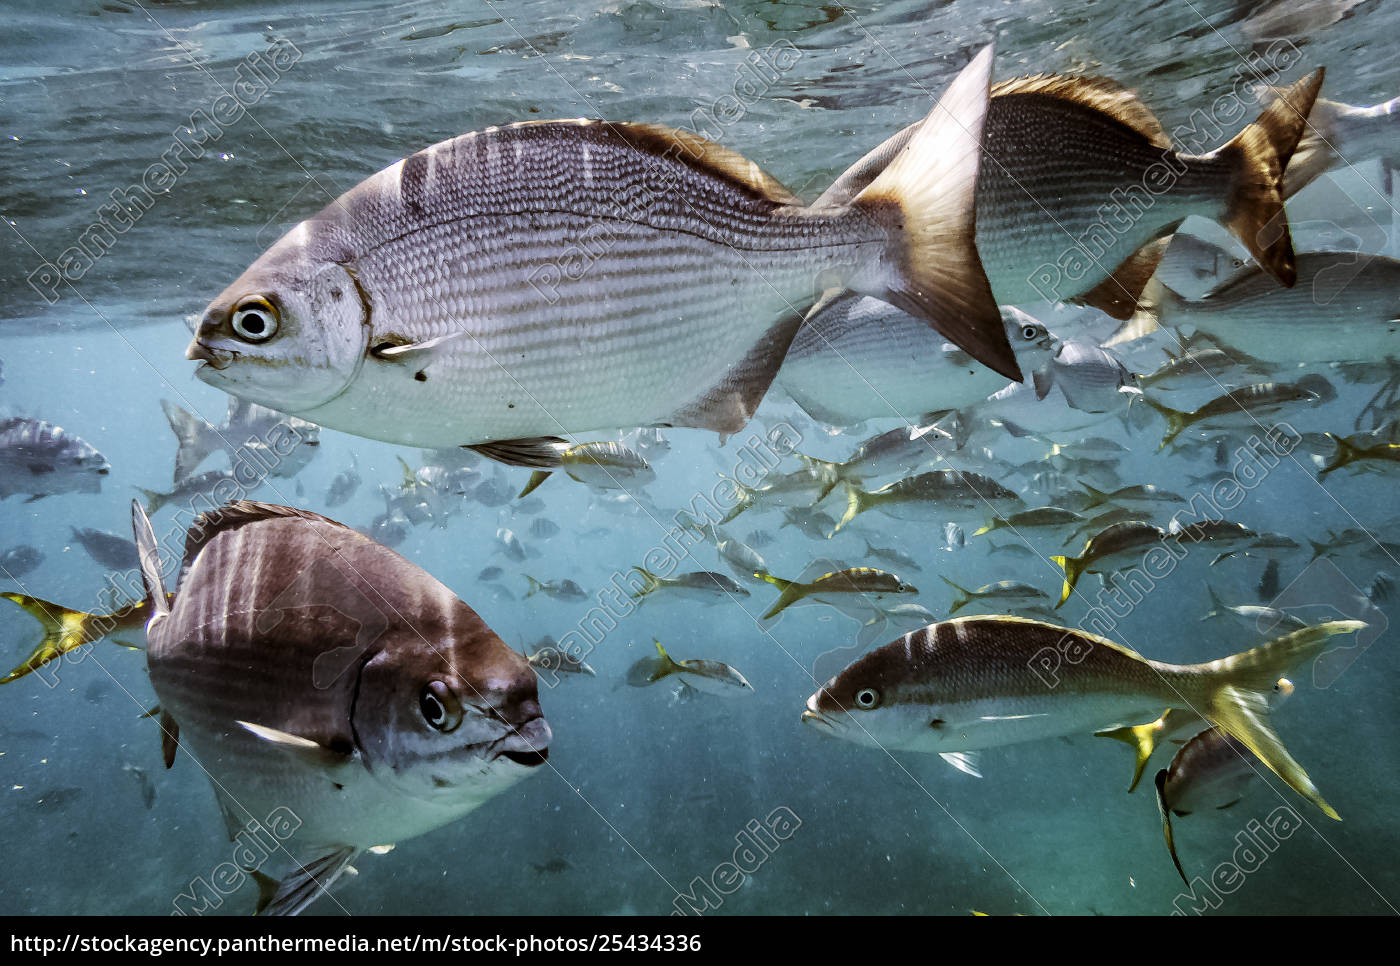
630,568,749,604
0,417,109,502
625,641,752,697
70,527,140,571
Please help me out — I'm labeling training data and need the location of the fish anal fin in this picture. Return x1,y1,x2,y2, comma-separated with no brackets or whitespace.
1070,237,1172,321
159,709,179,769
256,847,359,917
668,303,808,436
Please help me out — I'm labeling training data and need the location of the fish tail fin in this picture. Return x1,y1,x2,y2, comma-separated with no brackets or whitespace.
629,567,661,600
1154,770,1190,885
1079,482,1111,507
1213,68,1324,288
652,639,679,671
1308,538,1330,562
524,576,543,599
1142,396,1189,451
160,400,220,483
844,45,1015,380
940,575,971,615
1204,582,1227,619
0,594,108,684
134,486,166,515
795,454,842,502
757,574,806,620
832,484,871,536
1050,554,1084,609
1095,715,1168,792
1191,620,1364,819
1103,275,1183,347
130,500,171,622
971,517,1001,537
1318,433,1359,478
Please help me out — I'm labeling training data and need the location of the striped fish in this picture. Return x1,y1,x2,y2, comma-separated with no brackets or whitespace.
815,69,1324,319
803,616,1356,820
128,501,550,915
187,48,1016,466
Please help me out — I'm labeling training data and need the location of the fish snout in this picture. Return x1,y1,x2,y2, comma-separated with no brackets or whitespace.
801,692,833,730
186,337,232,370
494,715,551,768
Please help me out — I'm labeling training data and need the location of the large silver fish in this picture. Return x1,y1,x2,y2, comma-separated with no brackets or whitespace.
777,296,1058,425
161,398,320,484
803,616,1359,819
187,49,1018,466
129,501,551,915
0,417,109,501
815,70,1324,318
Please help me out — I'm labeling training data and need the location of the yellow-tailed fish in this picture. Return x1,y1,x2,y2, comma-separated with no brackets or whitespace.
757,567,917,620
1051,520,1165,608
624,640,753,697
803,617,1358,819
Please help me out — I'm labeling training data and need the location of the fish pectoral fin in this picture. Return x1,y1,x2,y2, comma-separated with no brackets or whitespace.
465,437,568,468
976,713,1047,722
237,721,353,772
159,710,180,769
1032,367,1054,401
255,846,360,917
370,331,466,361
938,752,983,778
1154,769,1189,885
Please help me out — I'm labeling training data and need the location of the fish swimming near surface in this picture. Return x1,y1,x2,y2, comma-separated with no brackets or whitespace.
161,398,320,484
814,67,1324,318
69,527,140,571
625,640,753,696
186,48,1023,468
0,417,110,502
0,545,45,579
5,500,551,916
803,616,1361,819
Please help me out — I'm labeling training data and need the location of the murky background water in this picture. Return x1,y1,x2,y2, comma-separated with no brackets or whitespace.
1,0,1397,916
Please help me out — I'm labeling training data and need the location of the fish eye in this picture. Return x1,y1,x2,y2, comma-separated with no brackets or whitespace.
1021,324,1041,341
419,680,463,732
854,687,880,710
230,296,280,343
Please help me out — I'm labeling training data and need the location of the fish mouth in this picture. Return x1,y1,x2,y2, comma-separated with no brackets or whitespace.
801,693,834,731
490,716,552,768
186,339,231,371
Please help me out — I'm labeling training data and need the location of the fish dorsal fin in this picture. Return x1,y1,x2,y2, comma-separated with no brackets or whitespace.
180,501,356,574
548,120,803,206
130,500,171,622
993,74,1171,149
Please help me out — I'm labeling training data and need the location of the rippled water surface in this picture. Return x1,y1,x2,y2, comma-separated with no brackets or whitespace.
1,0,1398,916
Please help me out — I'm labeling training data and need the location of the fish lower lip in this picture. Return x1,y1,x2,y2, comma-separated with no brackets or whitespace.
186,342,230,370
501,748,549,767
801,710,831,729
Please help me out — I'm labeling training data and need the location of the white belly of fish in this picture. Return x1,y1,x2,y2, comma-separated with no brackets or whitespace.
863,693,1168,754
